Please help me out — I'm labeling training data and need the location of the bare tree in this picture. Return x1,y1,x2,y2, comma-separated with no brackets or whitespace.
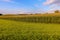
0,13,2,16
55,10,60,13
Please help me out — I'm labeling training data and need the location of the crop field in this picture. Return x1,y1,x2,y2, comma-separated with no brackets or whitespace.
0,15,60,40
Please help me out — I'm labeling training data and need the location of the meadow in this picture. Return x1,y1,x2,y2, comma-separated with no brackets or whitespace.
0,15,60,40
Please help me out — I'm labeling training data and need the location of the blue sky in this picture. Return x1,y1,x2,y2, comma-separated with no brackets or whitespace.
0,0,60,14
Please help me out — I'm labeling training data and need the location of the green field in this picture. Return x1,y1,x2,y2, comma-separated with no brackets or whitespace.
0,16,60,40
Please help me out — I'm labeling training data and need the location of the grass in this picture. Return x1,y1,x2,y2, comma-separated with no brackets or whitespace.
0,17,60,40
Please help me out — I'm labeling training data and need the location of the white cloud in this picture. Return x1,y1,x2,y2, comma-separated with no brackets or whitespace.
0,0,12,2
43,0,55,5
3,0,11,2
43,0,60,5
